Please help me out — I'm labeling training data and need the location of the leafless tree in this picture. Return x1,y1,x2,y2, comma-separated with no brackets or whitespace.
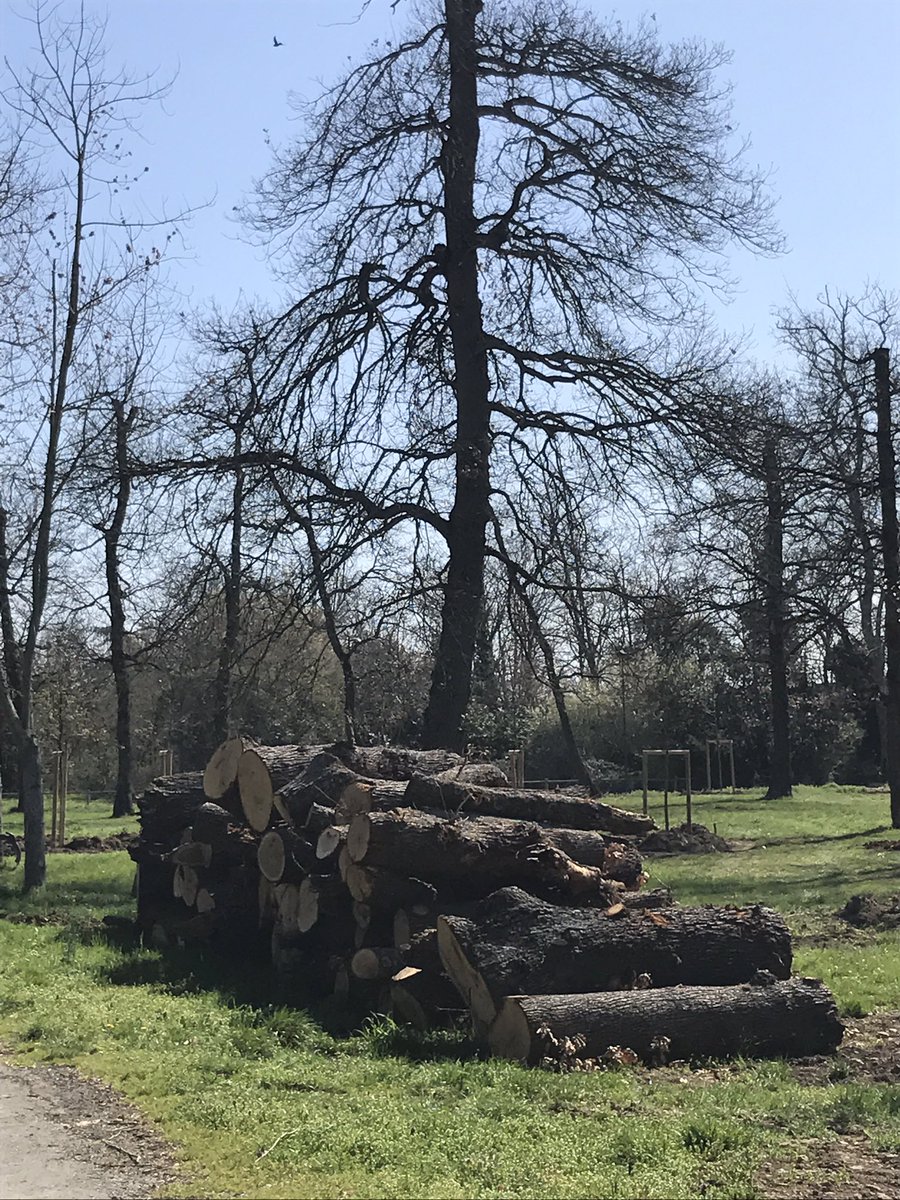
244,0,780,751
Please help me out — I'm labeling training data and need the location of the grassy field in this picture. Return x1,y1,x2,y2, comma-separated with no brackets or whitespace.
2,791,138,842
1,785,899,1198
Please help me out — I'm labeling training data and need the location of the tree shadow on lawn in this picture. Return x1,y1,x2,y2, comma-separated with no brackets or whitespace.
92,929,480,1062
657,861,900,910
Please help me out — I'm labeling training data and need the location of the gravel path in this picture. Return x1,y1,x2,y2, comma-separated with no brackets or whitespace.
0,1059,173,1199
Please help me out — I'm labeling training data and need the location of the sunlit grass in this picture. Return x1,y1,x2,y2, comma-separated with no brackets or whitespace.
1,787,900,1197
2,790,138,843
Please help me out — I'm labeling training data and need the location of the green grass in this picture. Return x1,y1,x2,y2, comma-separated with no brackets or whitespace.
1,786,900,1197
2,791,138,842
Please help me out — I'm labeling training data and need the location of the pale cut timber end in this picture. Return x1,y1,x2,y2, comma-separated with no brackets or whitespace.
172,864,185,900
393,965,421,983
196,888,216,914
275,882,301,928
346,813,371,863
237,748,275,832
436,916,497,1034
258,830,287,883
180,865,199,907
334,780,375,824
338,845,352,882
272,792,293,826
317,826,344,860
345,864,371,903
203,736,245,799
394,909,411,948
488,997,531,1062
297,877,319,933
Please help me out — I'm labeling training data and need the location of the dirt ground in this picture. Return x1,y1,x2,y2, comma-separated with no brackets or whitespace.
0,1057,173,1200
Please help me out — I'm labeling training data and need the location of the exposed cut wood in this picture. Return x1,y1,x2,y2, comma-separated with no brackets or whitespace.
404,774,654,836
438,887,792,1034
196,888,216,914
203,737,247,800
298,875,350,933
347,808,616,901
179,865,199,907
257,826,316,883
316,825,345,862
490,978,844,1063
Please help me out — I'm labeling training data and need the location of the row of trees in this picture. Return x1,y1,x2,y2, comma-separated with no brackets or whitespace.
1,1,897,889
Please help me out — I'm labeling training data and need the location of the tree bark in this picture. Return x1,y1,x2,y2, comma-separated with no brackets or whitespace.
490,977,843,1064
875,347,900,827
347,809,614,901
403,773,653,836
421,0,493,751
19,734,45,891
213,432,244,746
105,396,135,818
437,886,792,1033
763,441,793,799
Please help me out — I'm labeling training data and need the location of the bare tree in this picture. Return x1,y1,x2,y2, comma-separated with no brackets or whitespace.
0,2,175,885
245,0,779,750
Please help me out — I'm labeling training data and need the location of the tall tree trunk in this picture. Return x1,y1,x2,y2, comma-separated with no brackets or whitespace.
107,399,134,818
18,734,45,890
302,515,357,746
421,0,492,752
763,442,792,799
874,347,900,827
214,434,243,744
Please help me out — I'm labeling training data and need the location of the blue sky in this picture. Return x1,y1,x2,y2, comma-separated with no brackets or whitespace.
3,0,899,359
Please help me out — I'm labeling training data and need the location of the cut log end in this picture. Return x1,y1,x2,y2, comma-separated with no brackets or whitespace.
437,915,497,1034
258,830,287,883
237,749,275,832
203,737,245,800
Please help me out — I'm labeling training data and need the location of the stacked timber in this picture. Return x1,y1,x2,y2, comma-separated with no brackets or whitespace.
131,739,842,1064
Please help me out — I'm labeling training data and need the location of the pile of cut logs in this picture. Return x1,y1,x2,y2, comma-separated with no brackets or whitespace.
132,740,843,1064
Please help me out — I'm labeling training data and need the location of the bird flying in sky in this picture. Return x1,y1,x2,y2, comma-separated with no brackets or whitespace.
273,36,283,47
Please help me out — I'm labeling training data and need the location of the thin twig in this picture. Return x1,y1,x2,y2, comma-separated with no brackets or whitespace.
255,1127,303,1164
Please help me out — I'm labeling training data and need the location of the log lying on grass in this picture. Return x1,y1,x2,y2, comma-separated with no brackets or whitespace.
438,886,793,1033
490,977,843,1064
404,774,654,836
347,809,617,901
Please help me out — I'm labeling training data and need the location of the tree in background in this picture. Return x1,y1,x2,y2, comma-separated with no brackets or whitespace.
246,0,778,750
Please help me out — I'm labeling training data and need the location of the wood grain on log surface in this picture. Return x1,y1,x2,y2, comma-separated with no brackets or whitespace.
347,808,615,901
438,886,793,1033
490,977,843,1063
404,775,654,836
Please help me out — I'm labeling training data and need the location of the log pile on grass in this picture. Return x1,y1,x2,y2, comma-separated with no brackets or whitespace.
131,737,842,1064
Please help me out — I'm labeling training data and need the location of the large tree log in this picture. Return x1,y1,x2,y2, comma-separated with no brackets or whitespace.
298,875,351,933
237,746,323,831
404,775,653,836
490,977,843,1064
347,809,615,902
332,744,465,780
138,772,216,842
434,762,509,786
438,887,793,1033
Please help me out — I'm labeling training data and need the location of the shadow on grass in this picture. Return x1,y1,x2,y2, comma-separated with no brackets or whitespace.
657,862,900,908
754,826,893,849
91,928,480,1062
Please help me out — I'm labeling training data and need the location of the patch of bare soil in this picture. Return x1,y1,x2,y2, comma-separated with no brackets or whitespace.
757,1134,900,1200
54,831,137,854
838,893,900,931
0,1057,174,1200
640,822,732,854
865,838,900,852
756,1014,900,1199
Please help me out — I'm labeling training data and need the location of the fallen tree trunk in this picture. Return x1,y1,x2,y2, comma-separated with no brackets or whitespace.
490,977,843,1064
347,809,615,901
237,746,328,831
333,744,465,780
438,887,792,1033
403,775,653,836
